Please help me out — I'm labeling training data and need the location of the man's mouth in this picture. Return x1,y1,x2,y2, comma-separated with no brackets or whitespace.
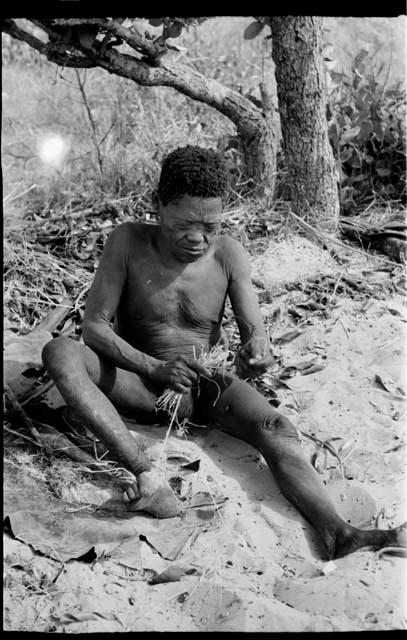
181,246,206,255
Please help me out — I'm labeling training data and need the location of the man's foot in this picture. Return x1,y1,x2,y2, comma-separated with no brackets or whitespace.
122,469,183,518
324,520,407,560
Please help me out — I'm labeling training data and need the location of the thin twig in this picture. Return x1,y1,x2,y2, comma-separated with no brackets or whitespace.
20,379,55,407
4,424,42,448
300,430,344,473
74,68,104,183
202,475,234,542
4,183,37,204
377,546,407,558
159,394,182,466
328,271,344,303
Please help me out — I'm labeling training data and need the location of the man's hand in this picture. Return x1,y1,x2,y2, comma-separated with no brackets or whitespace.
150,356,209,393
235,336,275,379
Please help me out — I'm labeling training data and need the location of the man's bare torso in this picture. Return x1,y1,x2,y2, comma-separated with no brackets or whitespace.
113,222,234,360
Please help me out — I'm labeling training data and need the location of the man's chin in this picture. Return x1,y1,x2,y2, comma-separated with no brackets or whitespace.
178,248,207,262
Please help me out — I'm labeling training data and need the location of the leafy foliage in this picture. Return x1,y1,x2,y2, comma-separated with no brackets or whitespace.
146,17,207,41
243,18,270,40
240,17,406,213
327,48,406,213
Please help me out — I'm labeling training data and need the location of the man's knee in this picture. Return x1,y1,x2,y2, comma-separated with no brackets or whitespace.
261,413,300,442
42,336,82,377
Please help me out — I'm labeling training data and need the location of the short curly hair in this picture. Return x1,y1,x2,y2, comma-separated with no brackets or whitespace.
157,145,228,206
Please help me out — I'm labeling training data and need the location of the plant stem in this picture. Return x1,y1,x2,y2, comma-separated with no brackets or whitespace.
74,69,104,184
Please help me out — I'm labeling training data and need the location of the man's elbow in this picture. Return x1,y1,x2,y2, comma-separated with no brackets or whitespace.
82,320,102,350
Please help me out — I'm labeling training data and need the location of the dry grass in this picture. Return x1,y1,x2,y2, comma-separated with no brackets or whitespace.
4,235,92,332
155,344,233,465
155,345,232,414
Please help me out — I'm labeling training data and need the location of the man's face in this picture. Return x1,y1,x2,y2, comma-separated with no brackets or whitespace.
158,194,222,263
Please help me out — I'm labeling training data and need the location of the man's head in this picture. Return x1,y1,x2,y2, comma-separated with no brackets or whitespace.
155,146,228,263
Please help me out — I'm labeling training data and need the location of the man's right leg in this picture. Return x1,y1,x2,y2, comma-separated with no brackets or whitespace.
42,336,182,517
195,371,407,559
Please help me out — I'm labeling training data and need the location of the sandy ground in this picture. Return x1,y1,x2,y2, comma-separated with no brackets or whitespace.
4,240,407,632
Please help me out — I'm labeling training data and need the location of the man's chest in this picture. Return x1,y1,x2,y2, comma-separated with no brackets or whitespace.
123,257,228,325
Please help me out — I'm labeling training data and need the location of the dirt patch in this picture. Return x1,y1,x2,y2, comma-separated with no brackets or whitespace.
4,239,407,632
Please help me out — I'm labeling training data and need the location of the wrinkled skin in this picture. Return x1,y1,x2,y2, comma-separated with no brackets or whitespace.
42,194,406,558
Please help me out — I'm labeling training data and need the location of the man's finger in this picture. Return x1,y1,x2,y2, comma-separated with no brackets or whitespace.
179,367,198,383
172,373,193,388
123,484,139,503
173,381,192,394
184,358,211,377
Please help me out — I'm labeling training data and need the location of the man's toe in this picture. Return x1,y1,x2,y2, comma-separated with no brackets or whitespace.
122,484,139,503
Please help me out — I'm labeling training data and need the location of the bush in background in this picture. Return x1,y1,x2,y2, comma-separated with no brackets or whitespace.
327,48,406,214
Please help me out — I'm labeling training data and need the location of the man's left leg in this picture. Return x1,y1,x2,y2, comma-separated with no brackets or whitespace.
42,337,184,517
195,371,406,559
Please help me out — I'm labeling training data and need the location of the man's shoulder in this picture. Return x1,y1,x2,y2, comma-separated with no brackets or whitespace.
214,234,250,275
215,234,248,261
109,221,156,245
112,220,155,237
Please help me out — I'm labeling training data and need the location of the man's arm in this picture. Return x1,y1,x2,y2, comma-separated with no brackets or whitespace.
83,223,208,391
224,238,274,378
82,224,161,379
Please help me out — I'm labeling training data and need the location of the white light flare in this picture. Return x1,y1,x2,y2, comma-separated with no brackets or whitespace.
38,134,70,170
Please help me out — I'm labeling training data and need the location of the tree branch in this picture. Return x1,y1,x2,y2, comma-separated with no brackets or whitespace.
3,19,265,137
50,17,165,61
93,48,265,135
2,19,96,68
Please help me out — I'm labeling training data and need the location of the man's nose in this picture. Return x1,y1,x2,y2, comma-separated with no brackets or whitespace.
186,229,204,244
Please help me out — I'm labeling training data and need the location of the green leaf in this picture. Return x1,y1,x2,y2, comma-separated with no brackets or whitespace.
352,173,369,182
243,21,265,40
340,147,354,163
350,156,362,168
341,126,360,143
328,122,338,143
376,167,391,177
358,120,373,139
373,121,383,138
329,71,345,84
353,49,369,72
163,22,183,39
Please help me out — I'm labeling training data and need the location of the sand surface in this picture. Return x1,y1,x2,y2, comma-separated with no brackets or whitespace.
4,243,407,632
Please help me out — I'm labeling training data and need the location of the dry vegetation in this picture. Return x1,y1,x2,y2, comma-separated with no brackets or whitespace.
3,16,407,633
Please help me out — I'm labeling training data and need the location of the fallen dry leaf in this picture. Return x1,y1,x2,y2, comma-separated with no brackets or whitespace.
374,373,406,397
149,564,199,585
273,329,302,345
301,364,326,376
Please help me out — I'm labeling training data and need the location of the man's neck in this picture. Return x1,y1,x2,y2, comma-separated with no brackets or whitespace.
154,229,185,271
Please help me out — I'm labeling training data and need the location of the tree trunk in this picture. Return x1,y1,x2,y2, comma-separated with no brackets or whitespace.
270,16,339,232
239,85,276,202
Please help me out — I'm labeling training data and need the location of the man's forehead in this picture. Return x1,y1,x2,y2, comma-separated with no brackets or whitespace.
174,209,221,222
165,196,222,222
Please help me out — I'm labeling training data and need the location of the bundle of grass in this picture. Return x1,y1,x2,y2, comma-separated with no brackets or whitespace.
155,344,232,463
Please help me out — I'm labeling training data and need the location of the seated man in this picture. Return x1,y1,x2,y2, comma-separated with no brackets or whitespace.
42,145,406,560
